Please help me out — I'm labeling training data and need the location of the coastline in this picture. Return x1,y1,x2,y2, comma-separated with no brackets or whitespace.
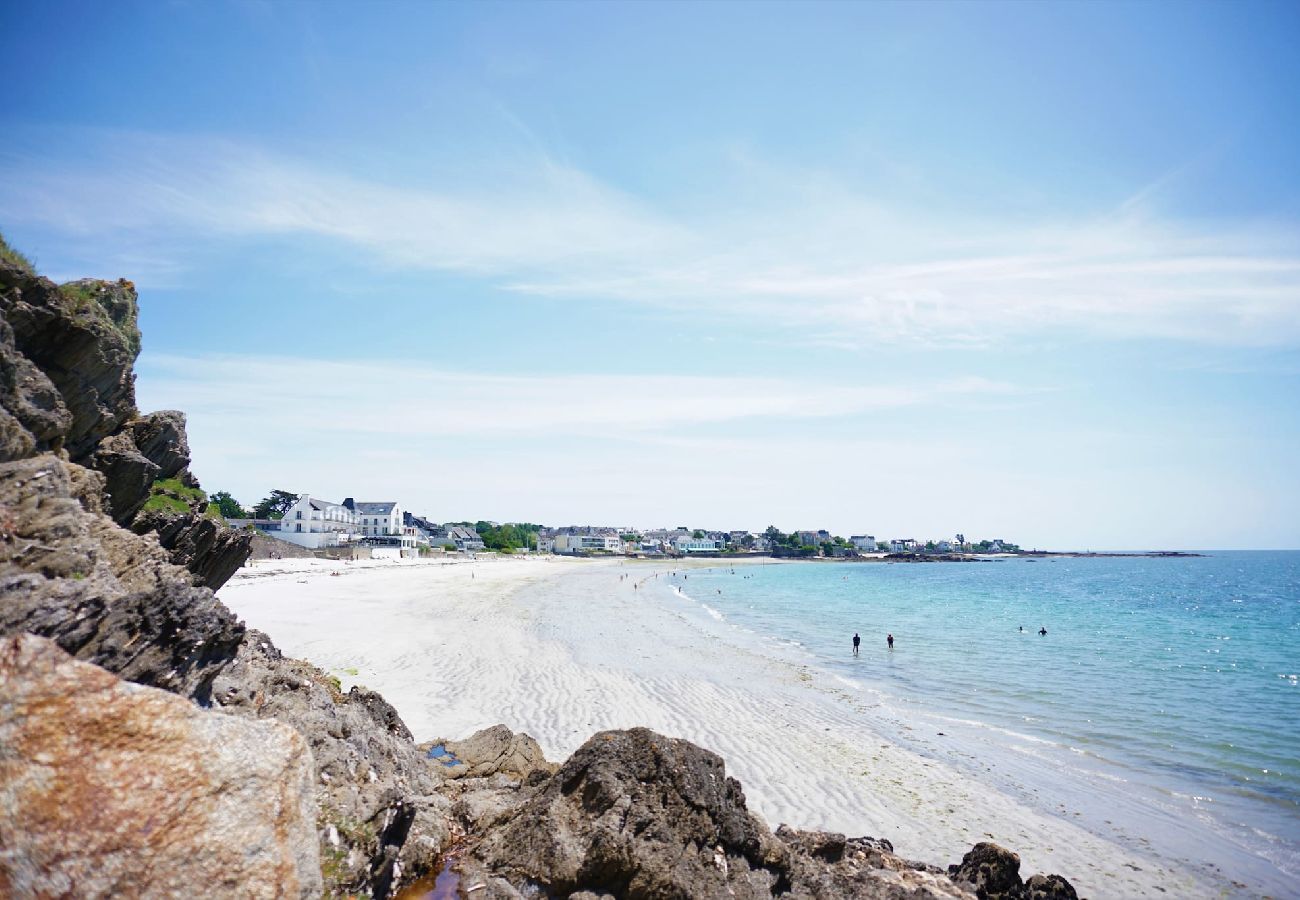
221,555,1224,898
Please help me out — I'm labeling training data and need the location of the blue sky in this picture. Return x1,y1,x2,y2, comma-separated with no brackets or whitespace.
2,0,1298,548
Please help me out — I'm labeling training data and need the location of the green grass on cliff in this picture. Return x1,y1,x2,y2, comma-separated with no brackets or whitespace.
58,279,142,356
142,478,207,515
0,230,36,274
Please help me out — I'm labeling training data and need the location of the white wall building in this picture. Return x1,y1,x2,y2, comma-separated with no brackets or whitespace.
671,535,723,554
348,500,404,537
553,533,622,554
850,535,877,551
278,494,359,549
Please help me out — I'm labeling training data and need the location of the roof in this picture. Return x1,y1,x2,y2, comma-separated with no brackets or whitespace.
306,497,343,510
353,502,397,514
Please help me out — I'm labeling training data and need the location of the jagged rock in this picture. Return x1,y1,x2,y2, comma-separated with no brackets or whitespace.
0,633,321,898
0,455,246,703
133,508,254,591
91,410,192,524
122,409,191,481
0,314,70,463
948,843,1078,900
89,429,160,523
461,727,976,900
211,630,451,898
0,263,139,462
432,723,557,780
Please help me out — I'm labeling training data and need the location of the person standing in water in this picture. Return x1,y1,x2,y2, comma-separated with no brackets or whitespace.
887,633,894,649
1039,626,1048,636
852,632,860,656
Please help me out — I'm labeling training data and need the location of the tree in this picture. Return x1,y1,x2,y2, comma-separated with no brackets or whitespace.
209,490,248,519
763,526,785,544
252,489,298,519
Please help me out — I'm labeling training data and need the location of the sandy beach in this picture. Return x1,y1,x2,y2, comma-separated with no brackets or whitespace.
219,554,1213,899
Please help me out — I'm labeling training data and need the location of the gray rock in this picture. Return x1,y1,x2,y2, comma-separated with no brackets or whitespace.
461,727,980,900
133,508,253,591
434,723,557,780
0,455,246,703
0,263,139,462
212,629,452,897
0,633,322,899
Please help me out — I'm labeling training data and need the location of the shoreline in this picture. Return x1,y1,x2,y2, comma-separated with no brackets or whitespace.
220,555,1239,898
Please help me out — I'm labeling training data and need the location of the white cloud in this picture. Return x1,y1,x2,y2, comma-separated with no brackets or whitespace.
137,353,1017,440
3,129,1298,346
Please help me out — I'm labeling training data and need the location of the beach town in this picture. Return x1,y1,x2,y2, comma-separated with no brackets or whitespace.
226,489,1019,560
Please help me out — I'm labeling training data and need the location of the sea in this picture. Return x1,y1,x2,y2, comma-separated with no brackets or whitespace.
660,551,1300,895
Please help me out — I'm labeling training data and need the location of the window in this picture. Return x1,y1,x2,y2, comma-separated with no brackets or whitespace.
296,511,302,519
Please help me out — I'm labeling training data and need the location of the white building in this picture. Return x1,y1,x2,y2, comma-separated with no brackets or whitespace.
671,535,723,554
347,499,403,537
279,494,359,549
553,532,622,554
889,538,918,552
850,535,877,551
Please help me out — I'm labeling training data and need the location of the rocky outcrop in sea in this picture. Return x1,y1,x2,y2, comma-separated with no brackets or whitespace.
0,256,1080,898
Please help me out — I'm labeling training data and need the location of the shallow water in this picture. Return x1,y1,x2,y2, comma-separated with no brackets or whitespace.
662,552,1300,892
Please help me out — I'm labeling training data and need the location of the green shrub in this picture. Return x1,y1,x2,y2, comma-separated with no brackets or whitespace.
0,231,35,274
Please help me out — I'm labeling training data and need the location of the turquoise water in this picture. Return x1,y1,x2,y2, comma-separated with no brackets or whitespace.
668,552,1300,890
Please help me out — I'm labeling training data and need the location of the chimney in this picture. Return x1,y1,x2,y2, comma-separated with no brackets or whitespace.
343,498,355,510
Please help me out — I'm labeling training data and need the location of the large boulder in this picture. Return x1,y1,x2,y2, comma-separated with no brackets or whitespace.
0,633,321,898
461,728,975,900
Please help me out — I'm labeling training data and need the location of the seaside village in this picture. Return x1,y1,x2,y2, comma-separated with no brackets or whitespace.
232,491,1021,560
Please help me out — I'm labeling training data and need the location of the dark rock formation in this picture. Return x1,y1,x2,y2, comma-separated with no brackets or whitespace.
459,728,1017,900
92,409,193,524
949,844,1079,900
210,630,451,896
455,728,1080,900
0,454,246,703
0,633,322,898
134,508,253,591
0,266,139,461
0,259,251,588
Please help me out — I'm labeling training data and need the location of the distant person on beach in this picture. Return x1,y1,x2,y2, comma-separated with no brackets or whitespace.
852,632,860,655
887,633,894,649
1039,626,1047,636
1019,625,1024,632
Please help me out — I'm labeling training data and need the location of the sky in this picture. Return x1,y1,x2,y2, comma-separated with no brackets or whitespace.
2,0,1298,549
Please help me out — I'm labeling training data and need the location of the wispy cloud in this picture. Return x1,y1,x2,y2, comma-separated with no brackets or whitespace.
137,353,1022,440
4,128,1298,346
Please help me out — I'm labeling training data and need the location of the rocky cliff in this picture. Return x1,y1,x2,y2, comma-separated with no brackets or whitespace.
0,255,1080,899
